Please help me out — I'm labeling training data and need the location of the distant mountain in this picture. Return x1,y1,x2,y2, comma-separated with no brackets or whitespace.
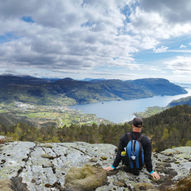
0,75,187,105
168,96,191,107
42,78,60,82
82,78,105,81
132,78,186,96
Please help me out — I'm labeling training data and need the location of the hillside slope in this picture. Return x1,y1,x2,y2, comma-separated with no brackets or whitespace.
168,96,191,107
143,105,191,151
0,75,187,105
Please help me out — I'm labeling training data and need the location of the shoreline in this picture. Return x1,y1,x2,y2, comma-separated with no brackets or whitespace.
70,87,191,123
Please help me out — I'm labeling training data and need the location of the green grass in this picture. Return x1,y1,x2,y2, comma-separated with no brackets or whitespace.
135,106,165,118
20,112,60,119
0,110,7,113
0,101,109,128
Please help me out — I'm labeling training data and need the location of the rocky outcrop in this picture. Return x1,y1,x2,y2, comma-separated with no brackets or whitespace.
0,140,191,191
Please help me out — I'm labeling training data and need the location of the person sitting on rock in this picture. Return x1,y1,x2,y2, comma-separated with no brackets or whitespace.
104,117,160,180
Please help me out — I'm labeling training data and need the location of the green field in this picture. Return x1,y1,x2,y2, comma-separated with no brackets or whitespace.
135,106,165,118
0,102,110,128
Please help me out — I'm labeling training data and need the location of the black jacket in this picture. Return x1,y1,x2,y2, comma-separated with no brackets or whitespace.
112,132,153,173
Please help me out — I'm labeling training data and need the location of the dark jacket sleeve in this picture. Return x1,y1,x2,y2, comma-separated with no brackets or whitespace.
112,136,125,168
143,137,153,173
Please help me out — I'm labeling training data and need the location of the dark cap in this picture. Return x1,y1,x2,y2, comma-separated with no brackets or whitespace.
132,117,143,128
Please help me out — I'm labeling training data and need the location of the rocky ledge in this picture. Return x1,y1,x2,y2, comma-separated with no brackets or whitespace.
0,137,191,191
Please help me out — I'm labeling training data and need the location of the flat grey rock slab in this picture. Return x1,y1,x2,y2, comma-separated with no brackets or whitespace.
0,141,190,191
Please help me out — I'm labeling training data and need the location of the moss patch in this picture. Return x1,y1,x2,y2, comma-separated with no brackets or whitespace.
165,173,191,191
41,154,54,160
0,179,12,191
65,165,107,191
0,177,29,191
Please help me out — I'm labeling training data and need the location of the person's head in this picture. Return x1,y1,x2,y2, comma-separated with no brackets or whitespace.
132,117,143,133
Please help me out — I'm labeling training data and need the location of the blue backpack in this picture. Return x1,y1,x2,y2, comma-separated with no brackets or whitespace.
125,133,144,170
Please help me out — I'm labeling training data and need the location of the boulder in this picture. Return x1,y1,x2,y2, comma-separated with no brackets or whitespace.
0,136,6,144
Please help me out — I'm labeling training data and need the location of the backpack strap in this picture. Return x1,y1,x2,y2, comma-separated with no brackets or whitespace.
137,135,144,168
138,134,144,142
127,132,131,141
126,133,133,168
132,140,136,169
127,132,144,142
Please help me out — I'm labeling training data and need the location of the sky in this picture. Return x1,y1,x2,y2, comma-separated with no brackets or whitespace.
1,0,191,82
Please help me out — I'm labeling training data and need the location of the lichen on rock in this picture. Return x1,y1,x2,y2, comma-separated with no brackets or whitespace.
0,140,191,191
133,182,158,191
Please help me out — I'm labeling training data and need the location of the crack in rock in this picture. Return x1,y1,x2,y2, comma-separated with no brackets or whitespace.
16,143,38,177
4,143,38,191
61,145,91,157
41,146,64,190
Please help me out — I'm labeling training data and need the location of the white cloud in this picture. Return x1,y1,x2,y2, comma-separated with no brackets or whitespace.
165,56,191,75
153,46,168,53
168,49,191,53
0,0,141,77
152,47,191,53
127,7,191,44
140,0,191,24
1,0,191,81
180,44,187,49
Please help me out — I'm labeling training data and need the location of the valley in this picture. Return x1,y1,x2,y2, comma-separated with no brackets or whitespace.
0,102,109,129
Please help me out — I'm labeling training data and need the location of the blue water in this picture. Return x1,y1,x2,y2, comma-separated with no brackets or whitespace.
70,88,191,123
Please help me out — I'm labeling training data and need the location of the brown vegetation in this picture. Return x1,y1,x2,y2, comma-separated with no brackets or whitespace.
65,165,107,191
165,174,191,191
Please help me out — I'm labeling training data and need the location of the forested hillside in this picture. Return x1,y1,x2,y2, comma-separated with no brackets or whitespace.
143,105,191,151
0,105,190,151
0,75,186,105
168,96,191,107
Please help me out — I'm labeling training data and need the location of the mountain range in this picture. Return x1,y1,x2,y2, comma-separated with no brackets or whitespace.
0,75,187,105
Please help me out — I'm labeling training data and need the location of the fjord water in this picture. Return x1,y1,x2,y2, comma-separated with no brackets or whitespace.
71,87,191,123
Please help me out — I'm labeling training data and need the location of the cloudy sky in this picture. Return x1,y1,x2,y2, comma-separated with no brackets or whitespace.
1,0,191,82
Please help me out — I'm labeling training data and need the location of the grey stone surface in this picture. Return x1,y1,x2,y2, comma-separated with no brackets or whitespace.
0,136,5,140
0,140,190,191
